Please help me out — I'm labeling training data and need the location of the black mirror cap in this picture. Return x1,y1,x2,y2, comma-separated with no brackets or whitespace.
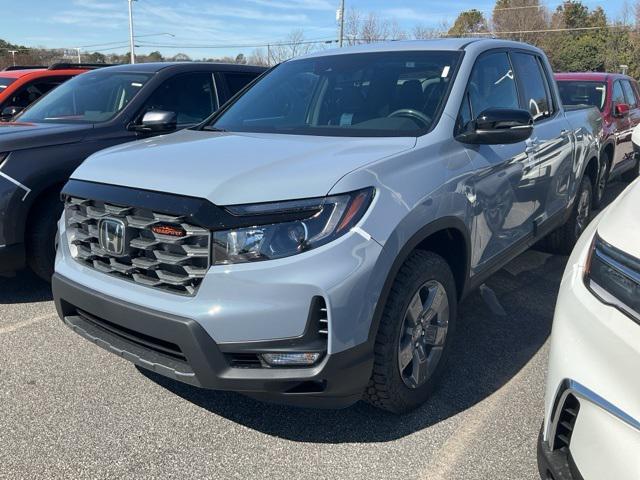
136,110,178,133
456,108,533,145
0,106,23,122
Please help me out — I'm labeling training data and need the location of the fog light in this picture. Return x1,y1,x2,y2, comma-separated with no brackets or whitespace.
261,352,321,366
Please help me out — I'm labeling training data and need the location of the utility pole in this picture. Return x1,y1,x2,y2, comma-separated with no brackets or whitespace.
74,48,81,64
8,50,17,66
337,0,345,47
128,0,137,64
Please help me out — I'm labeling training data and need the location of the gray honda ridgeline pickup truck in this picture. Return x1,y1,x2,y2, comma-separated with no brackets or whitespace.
53,39,602,413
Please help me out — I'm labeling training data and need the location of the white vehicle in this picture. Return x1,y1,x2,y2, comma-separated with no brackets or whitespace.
633,123,640,159
538,179,640,479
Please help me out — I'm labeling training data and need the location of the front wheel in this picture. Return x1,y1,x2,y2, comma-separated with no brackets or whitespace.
26,192,63,282
363,251,457,414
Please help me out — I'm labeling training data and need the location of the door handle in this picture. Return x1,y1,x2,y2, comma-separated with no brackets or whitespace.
525,137,539,154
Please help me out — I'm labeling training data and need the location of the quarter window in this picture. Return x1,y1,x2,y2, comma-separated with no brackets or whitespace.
511,52,551,121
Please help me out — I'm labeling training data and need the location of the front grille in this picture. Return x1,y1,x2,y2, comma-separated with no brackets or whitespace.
65,196,211,295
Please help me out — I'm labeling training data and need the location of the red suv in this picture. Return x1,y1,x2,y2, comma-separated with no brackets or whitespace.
0,63,106,121
555,72,640,205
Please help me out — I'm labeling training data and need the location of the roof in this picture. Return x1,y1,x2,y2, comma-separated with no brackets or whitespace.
294,38,541,60
93,62,266,75
0,68,46,79
555,72,633,82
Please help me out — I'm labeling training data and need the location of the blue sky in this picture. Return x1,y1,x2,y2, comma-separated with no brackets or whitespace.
1,0,632,59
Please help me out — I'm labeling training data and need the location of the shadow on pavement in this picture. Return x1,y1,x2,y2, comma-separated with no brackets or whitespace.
0,270,51,304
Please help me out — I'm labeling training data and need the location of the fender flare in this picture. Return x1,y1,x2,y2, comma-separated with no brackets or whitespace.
364,216,472,347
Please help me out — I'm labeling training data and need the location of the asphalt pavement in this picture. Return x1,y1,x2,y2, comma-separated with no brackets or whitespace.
0,182,627,480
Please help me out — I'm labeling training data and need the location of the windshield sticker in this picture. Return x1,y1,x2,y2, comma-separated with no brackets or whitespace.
441,66,450,78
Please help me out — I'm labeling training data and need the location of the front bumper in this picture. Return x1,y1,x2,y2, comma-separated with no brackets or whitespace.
541,217,640,479
53,273,373,408
537,426,583,480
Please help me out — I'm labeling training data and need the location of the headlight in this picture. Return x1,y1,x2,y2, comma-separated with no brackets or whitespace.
212,187,374,265
584,235,640,324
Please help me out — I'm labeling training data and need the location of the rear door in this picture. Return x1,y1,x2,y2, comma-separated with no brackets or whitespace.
620,79,640,165
611,79,632,170
510,51,574,221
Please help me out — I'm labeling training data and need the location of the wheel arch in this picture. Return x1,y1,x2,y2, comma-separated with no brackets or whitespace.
366,216,471,346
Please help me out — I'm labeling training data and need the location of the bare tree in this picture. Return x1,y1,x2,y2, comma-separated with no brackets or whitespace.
267,29,316,64
413,24,444,39
345,8,407,44
247,48,269,66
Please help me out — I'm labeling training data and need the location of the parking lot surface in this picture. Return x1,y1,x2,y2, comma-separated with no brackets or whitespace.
0,182,627,480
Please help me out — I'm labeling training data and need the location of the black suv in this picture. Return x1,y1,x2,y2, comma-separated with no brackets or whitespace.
0,62,265,280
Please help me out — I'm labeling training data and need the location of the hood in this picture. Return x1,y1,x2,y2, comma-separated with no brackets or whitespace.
0,122,92,151
597,179,640,258
72,129,416,205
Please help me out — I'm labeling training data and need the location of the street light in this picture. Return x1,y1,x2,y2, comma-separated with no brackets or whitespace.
128,0,137,64
74,47,81,64
337,0,345,47
8,50,17,66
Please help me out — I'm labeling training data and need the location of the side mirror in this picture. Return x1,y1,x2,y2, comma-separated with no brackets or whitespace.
456,108,533,145
133,110,177,133
614,102,630,117
0,106,23,122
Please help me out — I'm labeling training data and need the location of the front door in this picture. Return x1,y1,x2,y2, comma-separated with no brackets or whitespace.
458,50,541,271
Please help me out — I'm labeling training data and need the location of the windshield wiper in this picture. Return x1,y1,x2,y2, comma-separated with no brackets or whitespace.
202,126,227,132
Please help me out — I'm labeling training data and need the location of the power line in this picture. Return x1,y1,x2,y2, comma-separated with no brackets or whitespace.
136,38,339,50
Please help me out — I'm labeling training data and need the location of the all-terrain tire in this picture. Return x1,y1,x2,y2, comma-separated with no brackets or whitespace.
363,251,457,414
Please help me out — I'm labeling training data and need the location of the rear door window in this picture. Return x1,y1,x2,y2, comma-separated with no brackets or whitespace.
221,72,257,97
511,52,552,121
143,72,218,125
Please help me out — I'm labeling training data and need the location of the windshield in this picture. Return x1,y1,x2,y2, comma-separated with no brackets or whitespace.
18,71,151,123
557,80,607,112
0,77,16,92
207,51,462,137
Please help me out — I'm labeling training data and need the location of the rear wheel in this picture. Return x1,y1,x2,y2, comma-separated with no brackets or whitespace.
544,176,592,255
363,251,457,414
593,153,610,208
26,192,63,282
